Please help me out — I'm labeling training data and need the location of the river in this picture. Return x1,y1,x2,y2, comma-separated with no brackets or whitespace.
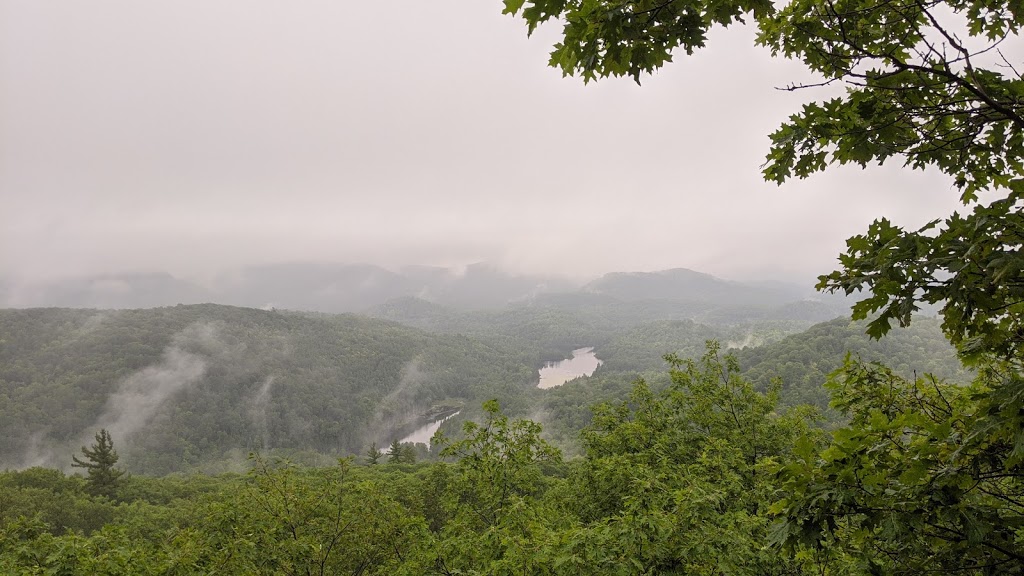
397,410,461,446
537,347,602,389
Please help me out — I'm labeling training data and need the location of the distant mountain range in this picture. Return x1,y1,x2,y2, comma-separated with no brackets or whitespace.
582,268,803,306
1,263,576,312
2,263,842,315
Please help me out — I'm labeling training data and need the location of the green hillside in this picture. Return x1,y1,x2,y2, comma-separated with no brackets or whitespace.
733,316,971,409
0,305,537,475
530,315,966,450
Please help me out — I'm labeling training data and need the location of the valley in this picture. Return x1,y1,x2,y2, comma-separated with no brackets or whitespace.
0,267,965,475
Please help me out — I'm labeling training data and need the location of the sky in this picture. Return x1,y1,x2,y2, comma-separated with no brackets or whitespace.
0,0,973,287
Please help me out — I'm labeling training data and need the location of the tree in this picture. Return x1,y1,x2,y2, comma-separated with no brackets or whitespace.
71,429,126,500
365,442,383,465
772,357,1024,574
399,442,417,464
562,343,822,574
498,0,1023,362
497,2,1024,571
184,455,428,575
431,400,564,573
387,440,403,464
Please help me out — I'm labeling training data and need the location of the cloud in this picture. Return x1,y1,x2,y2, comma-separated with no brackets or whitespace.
0,1,980,286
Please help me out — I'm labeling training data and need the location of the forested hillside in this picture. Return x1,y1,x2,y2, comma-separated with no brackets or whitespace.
369,288,849,362
0,352,832,574
734,316,971,409
1,298,967,476
3,0,1021,571
531,316,965,450
0,305,539,475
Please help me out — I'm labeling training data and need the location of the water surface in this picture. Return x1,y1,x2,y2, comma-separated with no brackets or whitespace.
398,410,461,447
537,347,602,389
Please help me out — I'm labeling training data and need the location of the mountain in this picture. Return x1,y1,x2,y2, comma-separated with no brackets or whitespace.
2,262,577,313
2,265,854,329
220,262,414,312
583,268,803,306
2,273,212,309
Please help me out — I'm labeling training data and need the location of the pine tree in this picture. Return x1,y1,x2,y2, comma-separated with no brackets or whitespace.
72,428,126,499
365,442,383,465
386,440,402,464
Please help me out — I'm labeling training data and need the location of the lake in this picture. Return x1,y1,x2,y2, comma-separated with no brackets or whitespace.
537,347,602,389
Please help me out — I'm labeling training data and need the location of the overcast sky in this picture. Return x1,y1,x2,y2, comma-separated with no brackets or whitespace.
1,1,971,286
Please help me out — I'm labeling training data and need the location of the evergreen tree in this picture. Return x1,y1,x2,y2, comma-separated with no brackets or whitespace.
71,429,126,499
365,442,383,465
386,440,402,464
399,443,416,464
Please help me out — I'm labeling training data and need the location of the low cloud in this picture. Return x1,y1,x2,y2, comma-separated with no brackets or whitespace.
83,323,221,452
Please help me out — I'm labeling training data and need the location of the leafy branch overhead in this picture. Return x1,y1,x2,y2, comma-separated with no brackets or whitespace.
500,0,1023,362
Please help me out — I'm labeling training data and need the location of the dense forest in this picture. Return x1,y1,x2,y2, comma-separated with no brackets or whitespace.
0,305,540,475
0,299,964,475
0,350,879,573
0,343,1015,574
0,265,862,477
4,0,1023,572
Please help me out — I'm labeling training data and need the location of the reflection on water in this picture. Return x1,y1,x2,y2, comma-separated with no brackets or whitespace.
398,411,461,447
537,347,602,389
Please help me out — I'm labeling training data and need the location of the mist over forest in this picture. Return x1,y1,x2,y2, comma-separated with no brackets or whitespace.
0,265,962,475
0,261,985,574
3,0,1022,572
0,262,830,312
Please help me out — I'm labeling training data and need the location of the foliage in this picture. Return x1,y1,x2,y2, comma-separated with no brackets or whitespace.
188,455,428,575
500,0,1022,192
735,316,970,410
431,400,565,574
0,468,115,536
0,348,835,576
436,400,562,528
773,357,1024,574
0,298,843,475
497,0,1023,362
366,442,383,465
819,199,1024,364
560,343,821,574
535,316,965,452
593,319,720,373
493,7,1024,572
71,429,126,500
0,305,540,474
387,441,418,464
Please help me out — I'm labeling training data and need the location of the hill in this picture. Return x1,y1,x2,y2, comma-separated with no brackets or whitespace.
583,268,802,306
733,316,971,409
532,315,967,450
0,305,538,474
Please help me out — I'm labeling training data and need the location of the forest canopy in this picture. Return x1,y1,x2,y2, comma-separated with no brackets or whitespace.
1,1,1021,573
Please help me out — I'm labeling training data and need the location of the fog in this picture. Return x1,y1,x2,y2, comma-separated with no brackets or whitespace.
1,1,968,290
10,322,224,470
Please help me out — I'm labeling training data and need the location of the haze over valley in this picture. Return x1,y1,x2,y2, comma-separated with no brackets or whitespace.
2,0,1016,572
0,265,963,474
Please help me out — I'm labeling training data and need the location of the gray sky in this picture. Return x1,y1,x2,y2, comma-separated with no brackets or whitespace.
1,0,969,285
